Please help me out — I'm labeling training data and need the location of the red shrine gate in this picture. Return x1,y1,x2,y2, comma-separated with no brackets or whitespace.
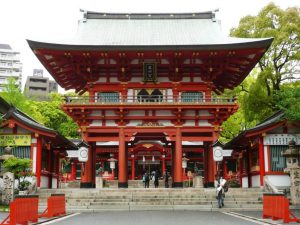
27,11,272,188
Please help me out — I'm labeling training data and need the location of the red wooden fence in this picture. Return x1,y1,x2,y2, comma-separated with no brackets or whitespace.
39,194,66,218
263,193,300,223
0,195,39,225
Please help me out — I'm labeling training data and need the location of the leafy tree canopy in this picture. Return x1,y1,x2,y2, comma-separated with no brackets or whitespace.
220,3,300,142
0,79,79,138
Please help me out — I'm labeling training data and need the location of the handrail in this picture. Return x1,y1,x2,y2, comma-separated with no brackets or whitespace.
64,95,237,104
264,176,283,194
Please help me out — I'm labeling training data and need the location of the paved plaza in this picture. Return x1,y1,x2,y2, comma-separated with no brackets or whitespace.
33,210,300,225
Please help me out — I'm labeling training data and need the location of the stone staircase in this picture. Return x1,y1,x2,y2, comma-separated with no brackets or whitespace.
37,188,264,212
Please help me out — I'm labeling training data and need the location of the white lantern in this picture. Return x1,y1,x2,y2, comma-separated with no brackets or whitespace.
78,147,88,162
182,160,187,169
213,146,223,161
110,161,115,169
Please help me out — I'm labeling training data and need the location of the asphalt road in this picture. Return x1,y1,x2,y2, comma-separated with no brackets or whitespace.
40,211,266,225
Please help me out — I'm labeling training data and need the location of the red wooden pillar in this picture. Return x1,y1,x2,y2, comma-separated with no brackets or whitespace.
239,156,243,186
54,151,60,188
71,162,77,180
222,160,227,179
173,127,183,187
36,137,42,187
47,149,52,188
258,136,265,186
131,156,135,180
118,128,128,188
248,149,252,187
162,156,166,175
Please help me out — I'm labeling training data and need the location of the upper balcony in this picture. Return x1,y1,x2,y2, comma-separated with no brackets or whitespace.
63,95,237,109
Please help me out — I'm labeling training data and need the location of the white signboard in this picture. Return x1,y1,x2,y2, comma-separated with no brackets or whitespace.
264,134,300,145
213,146,223,161
78,147,88,162
222,149,233,157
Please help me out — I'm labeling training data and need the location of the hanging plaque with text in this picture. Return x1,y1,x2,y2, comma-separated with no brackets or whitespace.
263,134,300,145
0,134,31,146
143,62,157,83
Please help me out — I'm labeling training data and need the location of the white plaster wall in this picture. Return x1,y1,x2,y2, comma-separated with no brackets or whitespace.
90,110,102,116
251,175,260,187
182,77,190,82
242,177,249,188
40,176,49,188
156,110,172,116
167,89,173,102
128,110,145,116
157,77,170,82
265,175,291,187
106,120,117,126
110,77,119,82
32,146,37,174
90,120,102,126
97,77,106,82
158,120,172,126
185,110,195,116
183,120,195,126
127,120,142,126
199,120,211,126
194,77,202,82
127,89,134,102
264,146,269,172
198,110,211,116
52,178,58,189
131,77,142,82
106,110,117,116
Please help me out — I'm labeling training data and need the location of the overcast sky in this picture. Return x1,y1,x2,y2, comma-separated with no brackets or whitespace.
0,0,299,92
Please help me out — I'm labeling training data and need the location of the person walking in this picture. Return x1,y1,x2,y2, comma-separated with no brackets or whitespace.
154,170,159,188
144,172,150,188
164,171,169,188
215,175,224,208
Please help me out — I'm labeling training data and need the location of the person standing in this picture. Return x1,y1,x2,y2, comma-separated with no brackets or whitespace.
144,172,150,188
164,171,169,188
215,175,224,208
154,170,159,188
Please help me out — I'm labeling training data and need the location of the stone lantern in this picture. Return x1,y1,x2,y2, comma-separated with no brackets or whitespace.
0,146,15,204
282,140,300,205
0,146,14,175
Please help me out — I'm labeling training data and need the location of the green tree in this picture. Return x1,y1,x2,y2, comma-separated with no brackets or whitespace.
230,3,300,122
0,77,45,122
3,157,32,190
32,93,79,138
274,82,300,120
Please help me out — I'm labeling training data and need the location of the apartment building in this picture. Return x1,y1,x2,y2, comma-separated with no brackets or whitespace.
0,44,22,91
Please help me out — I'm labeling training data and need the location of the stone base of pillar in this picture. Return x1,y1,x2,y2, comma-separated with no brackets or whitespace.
193,176,203,188
172,182,183,188
96,177,103,189
80,182,94,188
118,182,128,188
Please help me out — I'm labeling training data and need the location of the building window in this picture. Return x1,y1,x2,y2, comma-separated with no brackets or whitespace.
270,146,287,172
98,92,119,102
181,92,203,102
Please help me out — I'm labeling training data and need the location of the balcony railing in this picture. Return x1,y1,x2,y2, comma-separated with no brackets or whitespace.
64,95,237,105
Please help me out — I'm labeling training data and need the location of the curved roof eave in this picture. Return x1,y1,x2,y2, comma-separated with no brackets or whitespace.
27,38,273,52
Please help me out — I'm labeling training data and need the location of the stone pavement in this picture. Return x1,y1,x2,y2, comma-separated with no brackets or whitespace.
232,210,300,225
35,211,270,225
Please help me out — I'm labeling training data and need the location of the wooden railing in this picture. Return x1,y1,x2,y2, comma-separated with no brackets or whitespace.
64,95,237,105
